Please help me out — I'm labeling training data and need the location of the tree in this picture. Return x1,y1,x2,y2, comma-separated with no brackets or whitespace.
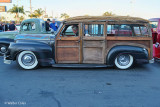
0,16,5,21
28,8,45,18
34,8,45,18
8,4,25,21
19,16,25,22
102,11,115,16
60,13,70,19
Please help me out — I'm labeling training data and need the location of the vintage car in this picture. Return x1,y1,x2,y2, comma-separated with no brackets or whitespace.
149,18,160,60
4,16,153,70
0,19,61,55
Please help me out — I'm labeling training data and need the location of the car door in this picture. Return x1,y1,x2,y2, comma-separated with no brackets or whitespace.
82,22,106,64
55,23,81,63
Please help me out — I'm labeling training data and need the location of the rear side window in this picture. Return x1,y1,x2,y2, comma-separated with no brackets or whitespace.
107,24,132,36
107,24,149,37
140,26,149,36
107,25,119,36
84,24,104,36
133,27,141,36
119,25,132,36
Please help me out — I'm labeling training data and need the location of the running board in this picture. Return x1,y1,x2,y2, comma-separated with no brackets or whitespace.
52,64,112,68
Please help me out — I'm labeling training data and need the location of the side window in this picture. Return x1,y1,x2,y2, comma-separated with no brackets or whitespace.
118,25,132,36
140,26,149,36
107,25,119,36
62,24,79,37
22,23,36,31
84,24,104,36
133,27,141,36
107,24,132,36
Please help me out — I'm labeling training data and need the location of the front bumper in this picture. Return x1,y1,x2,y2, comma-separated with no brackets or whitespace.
3,55,12,64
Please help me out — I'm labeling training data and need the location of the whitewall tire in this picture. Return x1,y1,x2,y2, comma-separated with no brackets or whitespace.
114,54,134,70
17,51,38,70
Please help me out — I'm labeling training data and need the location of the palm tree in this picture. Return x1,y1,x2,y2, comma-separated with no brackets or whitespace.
34,8,45,18
60,13,70,19
28,8,44,18
102,11,115,16
8,4,25,21
28,13,37,18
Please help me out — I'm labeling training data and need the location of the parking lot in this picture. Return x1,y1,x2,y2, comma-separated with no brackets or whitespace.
0,57,160,107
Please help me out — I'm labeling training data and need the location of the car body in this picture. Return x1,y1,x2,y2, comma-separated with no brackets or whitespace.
0,19,61,55
149,18,160,60
5,16,153,70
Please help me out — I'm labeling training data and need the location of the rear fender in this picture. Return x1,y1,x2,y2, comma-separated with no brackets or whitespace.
106,45,149,65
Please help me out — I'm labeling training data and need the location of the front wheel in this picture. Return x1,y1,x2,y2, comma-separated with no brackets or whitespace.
17,51,39,70
114,54,134,70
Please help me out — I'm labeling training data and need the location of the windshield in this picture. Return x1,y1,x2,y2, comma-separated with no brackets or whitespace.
150,21,158,28
55,22,63,35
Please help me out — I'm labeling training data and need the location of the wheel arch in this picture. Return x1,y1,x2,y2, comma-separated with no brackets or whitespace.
9,41,54,66
106,45,149,66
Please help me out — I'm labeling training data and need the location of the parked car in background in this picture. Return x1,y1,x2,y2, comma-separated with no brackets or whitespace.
4,16,153,70
0,19,61,55
149,18,160,60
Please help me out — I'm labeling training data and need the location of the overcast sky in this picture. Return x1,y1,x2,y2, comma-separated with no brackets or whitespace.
1,0,160,19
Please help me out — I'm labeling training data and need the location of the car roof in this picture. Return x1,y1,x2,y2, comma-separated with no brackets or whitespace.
149,18,160,22
64,16,149,23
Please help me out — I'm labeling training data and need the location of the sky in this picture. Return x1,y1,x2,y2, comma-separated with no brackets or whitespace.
0,0,160,19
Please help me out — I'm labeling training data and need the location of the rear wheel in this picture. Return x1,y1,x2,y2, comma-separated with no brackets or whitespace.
114,54,134,70
17,51,38,70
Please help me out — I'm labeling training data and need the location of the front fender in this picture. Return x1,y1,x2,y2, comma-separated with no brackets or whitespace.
106,45,149,65
8,41,54,63
0,38,14,46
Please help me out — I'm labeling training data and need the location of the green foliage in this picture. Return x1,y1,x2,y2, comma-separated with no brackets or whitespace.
60,13,70,19
8,4,25,15
29,8,45,18
102,11,115,16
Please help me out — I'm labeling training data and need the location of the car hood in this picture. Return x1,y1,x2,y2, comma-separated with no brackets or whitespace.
15,34,55,41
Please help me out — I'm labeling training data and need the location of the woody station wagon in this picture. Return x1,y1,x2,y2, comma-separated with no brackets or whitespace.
4,16,153,70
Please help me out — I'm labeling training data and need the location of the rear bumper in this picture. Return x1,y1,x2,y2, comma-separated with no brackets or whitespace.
149,58,155,64
136,58,154,64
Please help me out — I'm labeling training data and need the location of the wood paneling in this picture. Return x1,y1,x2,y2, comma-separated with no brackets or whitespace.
83,40,105,64
56,47,79,62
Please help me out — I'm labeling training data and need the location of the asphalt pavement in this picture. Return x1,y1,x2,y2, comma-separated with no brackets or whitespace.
0,57,160,107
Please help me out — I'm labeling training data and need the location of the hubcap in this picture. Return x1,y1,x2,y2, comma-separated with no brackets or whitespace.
117,54,130,66
21,54,35,66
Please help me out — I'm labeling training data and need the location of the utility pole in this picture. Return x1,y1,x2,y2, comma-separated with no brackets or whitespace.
30,0,32,14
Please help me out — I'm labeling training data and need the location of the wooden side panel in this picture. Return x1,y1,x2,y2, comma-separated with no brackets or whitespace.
56,40,80,63
83,40,105,64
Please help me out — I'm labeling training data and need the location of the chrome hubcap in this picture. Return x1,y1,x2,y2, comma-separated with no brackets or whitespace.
117,54,130,66
21,54,35,66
